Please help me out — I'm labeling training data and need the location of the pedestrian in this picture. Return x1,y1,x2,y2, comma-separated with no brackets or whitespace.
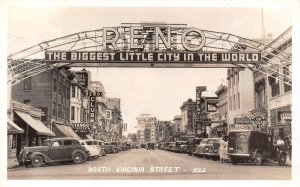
219,136,226,163
276,136,285,151
288,134,292,160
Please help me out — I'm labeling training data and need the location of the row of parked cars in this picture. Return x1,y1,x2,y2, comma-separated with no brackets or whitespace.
158,130,288,166
17,137,132,168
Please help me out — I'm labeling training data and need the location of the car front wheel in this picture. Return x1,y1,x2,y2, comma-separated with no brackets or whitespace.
73,153,83,164
278,154,286,166
254,153,263,165
31,155,44,167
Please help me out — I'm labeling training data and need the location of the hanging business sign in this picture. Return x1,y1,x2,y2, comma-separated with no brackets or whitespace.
90,96,96,122
75,71,89,88
44,25,261,65
250,112,267,128
206,100,218,112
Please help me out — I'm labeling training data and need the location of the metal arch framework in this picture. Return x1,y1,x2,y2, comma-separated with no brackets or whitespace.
8,24,292,86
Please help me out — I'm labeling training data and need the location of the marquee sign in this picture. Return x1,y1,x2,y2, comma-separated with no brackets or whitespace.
44,25,261,65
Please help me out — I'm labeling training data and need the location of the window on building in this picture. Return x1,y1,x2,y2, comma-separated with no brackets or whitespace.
52,101,56,117
62,106,65,120
233,94,236,110
283,66,292,92
232,74,235,86
71,85,76,98
71,106,75,120
53,78,57,92
24,77,31,90
236,71,239,82
269,76,280,97
38,107,48,122
66,87,70,100
229,96,232,111
66,107,70,121
237,92,240,109
23,100,31,105
58,81,62,95
255,81,265,107
58,104,62,118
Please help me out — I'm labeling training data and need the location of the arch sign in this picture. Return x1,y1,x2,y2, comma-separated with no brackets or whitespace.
45,25,261,65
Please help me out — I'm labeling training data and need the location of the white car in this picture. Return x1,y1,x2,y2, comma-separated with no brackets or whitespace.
79,140,100,160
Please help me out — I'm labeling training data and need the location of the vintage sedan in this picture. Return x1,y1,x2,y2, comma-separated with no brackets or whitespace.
228,130,287,166
17,138,88,167
193,138,221,160
84,139,106,156
79,140,101,160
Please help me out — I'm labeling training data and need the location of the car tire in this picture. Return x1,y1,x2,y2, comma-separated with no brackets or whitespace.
31,155,44,167
278,154,286,166
73,152,83,164
254,153,263,165
231,158,238,165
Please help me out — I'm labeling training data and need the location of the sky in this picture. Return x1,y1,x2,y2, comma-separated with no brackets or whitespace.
7,6,292,134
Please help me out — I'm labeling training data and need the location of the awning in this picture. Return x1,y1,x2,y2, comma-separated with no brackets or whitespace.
7,118,24,134
15,111,55,136
54,124,81,139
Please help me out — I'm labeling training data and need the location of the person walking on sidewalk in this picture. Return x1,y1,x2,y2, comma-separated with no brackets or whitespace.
219,135,226,163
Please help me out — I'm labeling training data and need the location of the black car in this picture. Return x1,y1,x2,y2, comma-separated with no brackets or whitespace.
17,138,88,167
147,143,155,150
228,130,287,165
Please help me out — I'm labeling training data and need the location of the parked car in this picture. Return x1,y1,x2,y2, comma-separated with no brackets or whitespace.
175,141,187,153
146,142,155,150
111,141,122,152
168,142,176,152
97,140,109,154
126,143,132,150
193,138,221,160
186,138,205,155
79,140,101,160
105,142,119,153
84,139,106,156
17,137,88,167
228,130,287,166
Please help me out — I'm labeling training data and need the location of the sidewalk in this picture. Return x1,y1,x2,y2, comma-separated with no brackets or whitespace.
7,157,19,169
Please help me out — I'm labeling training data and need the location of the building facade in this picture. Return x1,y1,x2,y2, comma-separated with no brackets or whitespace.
136,114,157,143
214,84,228,136
180,99,196,135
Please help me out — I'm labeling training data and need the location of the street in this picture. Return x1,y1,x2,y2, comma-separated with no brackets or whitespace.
7,148,291,180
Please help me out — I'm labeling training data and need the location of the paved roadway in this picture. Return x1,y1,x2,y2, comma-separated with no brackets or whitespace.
7,148,291,180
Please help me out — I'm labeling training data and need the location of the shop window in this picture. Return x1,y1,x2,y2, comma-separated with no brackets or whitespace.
23,77,31,90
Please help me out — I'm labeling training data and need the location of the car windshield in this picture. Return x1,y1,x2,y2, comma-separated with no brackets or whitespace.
42,140,51,146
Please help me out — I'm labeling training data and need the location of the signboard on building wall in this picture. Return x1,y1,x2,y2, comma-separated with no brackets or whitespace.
234,116,251,124
106,110,112,119
278,111,292,121
206,100,217,112
75,71,89,88
72,123,91,132
196,86,206,121
90,96,96,122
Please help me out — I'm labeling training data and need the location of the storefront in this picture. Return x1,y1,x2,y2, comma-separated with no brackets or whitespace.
7,118,24,158
270,105,291,144
12,100,55,156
